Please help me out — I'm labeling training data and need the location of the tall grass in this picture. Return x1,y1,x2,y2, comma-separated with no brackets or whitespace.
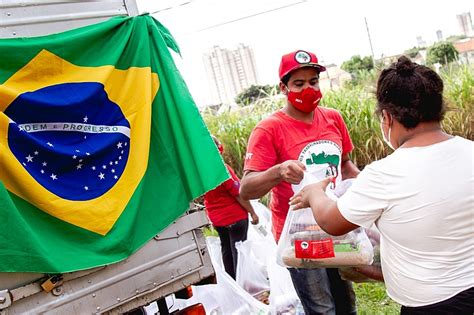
202,95,284,177
203,64,473,174
440,65,473,139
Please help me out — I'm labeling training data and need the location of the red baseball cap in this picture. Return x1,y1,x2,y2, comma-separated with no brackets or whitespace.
279,50,326,80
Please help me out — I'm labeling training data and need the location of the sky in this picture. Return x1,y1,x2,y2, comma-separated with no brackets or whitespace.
135,0,473,106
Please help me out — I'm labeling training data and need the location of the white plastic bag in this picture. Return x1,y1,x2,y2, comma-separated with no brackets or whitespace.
205,236,270,314
276,173,374,268
248,200,273,239
244,201,303,314
235,240,270,297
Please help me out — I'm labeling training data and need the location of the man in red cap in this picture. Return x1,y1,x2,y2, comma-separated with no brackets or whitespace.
240,50,360,314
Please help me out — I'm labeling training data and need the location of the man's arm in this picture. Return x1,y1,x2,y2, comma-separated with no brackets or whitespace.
235,196,259,225
341,153,360,179
240,160,306,200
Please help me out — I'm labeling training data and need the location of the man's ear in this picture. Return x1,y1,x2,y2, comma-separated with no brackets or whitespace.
279,82,287,95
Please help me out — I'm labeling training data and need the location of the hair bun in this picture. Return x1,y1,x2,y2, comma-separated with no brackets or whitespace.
396,56,416,76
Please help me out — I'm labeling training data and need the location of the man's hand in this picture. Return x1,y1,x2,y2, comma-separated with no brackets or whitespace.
289,176,334,210
279,160,306,184
250,212,259,225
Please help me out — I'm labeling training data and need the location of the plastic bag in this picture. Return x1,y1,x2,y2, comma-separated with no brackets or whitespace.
276,173,374,268
235,240,270,297
249,200,273,239
205,236,270,314
339,226,382,282
245,201,303,314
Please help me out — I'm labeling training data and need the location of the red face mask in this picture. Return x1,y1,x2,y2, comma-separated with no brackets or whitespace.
287,87,322,113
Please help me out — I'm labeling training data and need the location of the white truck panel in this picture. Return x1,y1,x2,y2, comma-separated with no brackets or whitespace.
0,0,139,38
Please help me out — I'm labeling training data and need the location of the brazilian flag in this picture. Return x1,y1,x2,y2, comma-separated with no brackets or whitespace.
0,15,228,272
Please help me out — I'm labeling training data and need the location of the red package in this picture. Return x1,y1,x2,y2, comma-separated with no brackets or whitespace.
295,238,335,259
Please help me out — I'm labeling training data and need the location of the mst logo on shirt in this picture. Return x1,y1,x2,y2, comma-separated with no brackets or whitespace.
298,140,342,187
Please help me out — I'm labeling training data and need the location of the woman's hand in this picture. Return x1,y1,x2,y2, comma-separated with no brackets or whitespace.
289,176,334,210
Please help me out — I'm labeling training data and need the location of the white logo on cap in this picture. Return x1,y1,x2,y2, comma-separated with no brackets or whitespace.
301,241,309,249
295,51,311,64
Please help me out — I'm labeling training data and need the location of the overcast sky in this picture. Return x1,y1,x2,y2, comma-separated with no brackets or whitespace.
136,0,473,106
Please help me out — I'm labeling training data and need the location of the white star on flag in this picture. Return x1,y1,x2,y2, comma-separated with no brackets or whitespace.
26,155,33,162
117,142,123,149
41,170,44,174
50,174,57,180
72,155,77,159
34,151,39,155
83,116,88,123
76,164,83,170
84,186,89,190
98,173,105,180
47,142,54,147
42,162,47,166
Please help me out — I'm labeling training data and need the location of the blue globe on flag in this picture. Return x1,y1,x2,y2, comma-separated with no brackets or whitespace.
6,82,130,201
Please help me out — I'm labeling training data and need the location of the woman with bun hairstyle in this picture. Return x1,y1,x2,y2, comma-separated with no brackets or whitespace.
290,56,474,314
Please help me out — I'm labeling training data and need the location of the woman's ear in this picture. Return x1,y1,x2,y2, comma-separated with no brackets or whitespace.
382,110,391,125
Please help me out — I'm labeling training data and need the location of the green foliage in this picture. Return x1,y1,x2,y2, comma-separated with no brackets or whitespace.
426,41,459,65
235,84,277,106
203,65,473,173
404,46,420,58
341,55,374,75
354,282,400,314
439,64,474,139
202,95,283,177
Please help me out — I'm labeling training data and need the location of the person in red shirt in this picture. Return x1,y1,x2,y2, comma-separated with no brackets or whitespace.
240,50,360,314
204,136,259,280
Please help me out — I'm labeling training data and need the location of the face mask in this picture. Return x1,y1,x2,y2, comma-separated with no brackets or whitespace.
380,116,395,150
287,87,322,113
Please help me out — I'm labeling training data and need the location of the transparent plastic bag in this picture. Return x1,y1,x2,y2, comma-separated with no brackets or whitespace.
339,226,382,282
205,236,270,314
235,240,270,297
276,173,374,268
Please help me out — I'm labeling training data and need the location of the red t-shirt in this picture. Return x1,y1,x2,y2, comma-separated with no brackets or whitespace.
244,108,353,241
204,164,248,227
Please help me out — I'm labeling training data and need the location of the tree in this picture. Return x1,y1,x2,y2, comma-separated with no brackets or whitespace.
235,84,275,106
426,42,458,66
341,55,374,75
404,47,421,58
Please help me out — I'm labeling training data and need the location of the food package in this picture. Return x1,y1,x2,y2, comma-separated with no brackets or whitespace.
277,213,374,268
338,226,383,282
276,173,374,268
